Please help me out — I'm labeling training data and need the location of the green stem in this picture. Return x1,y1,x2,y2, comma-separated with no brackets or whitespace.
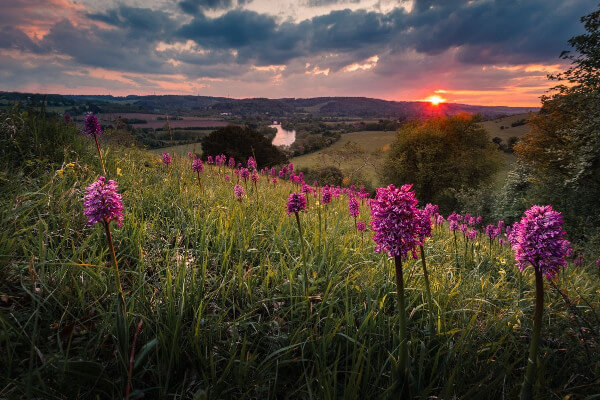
520,268,544,400
94,133,107,176
295,212,307,293
394,256,408,385
103,219,126,307
420,245,435,333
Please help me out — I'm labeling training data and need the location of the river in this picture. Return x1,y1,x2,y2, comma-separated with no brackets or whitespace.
270,123,296,146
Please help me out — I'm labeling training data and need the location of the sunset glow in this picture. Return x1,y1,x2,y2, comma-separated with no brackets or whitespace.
0,0,596,106
425,95,446,106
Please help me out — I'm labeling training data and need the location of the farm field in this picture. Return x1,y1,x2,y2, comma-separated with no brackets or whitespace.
480,113,532,142
150,141,204,156
292,130,396,185
75,113,230,129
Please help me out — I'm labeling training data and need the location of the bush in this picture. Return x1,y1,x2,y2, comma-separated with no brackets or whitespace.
381,114,502,213
202,125,287,167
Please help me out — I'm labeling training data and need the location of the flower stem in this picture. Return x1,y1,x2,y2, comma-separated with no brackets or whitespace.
93,133,107,176
394,256,408,388
103,219,126,307
420,245,435,333
520,268,544,400
295,212,307,293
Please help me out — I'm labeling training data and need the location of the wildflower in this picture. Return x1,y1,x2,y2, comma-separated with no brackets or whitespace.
467,229,478,241
234,185,244,200
370,184,421,259
64,112,71,124
240,167,250,182
596,258,600,267
84,114,102,137
573,253,584,266
272,177,277,186
83,176,124,227
192,158,204,173
247,156,257,170
369,184,420,382
270,168,276,177
162,152,172,166
84,113,106,174
508,205,570,279
207,156,214,164
187,152,193,159
278,170,285,179
498,238,507,246
229,157,236,168
508,205,570,400
357,221,366,232
83,176,125,305
485,224,499,240
251,170,259,183
116,167,122,176
288,162,294,173
225,175,230,182
56,169,64,178
321,186,332,205
286,193,307,215
348,196,359,218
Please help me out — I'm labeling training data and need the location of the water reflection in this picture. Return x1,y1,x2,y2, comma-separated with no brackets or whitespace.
270,123,296,146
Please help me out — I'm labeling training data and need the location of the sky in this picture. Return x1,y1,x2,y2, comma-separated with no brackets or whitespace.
0,0,597,106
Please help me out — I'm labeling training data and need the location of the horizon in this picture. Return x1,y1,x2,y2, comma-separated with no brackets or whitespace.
1,90,542,109
1,0,597,107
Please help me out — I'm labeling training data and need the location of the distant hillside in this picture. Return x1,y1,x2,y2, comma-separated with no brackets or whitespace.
0,91,538,119
479,113,532,142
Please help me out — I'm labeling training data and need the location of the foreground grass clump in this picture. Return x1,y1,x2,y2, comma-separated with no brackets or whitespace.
1,113,600,399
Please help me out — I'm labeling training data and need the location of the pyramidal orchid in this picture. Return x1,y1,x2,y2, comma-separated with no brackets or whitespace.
508,205,570,400
192,158,203,186
84,114,106,175
369,184,421,383
83,176,125,304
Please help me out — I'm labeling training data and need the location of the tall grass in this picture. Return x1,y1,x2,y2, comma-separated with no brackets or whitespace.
1,110,599,399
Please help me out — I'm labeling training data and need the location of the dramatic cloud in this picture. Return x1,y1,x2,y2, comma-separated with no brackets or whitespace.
0,0,597,106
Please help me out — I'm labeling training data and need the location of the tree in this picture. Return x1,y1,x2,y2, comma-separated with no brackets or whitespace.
202,125,287,167
381,114,502,212
513,6,600,238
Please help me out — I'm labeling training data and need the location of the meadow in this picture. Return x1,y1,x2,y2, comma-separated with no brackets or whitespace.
1,112,599,399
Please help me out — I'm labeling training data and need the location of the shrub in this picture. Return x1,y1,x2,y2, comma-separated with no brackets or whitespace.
202,125,287,167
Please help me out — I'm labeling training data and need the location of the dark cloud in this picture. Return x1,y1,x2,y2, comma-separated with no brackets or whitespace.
40,19,170,73
0,26,43,53
86,6,177,39
0,0,597,96
178,0,252,14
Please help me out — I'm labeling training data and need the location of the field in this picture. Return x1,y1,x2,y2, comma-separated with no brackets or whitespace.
2,112,599,399
75,113,229,129
150,141,205,156
292,130,397,184
480,113,532,142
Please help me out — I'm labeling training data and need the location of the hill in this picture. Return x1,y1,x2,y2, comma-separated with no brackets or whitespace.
0,91,537,119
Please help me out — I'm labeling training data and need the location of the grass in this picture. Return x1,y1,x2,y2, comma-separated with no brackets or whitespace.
292,131,397,185
150,141,205,156
1,112,600,399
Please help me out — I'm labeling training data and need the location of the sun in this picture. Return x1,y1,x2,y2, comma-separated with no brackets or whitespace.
424,95,446,106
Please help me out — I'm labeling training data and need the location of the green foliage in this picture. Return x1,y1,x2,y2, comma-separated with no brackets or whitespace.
382,114,502,212
298,165,344,186
202,125,287,167
514,6,600,240
0,106,90,176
